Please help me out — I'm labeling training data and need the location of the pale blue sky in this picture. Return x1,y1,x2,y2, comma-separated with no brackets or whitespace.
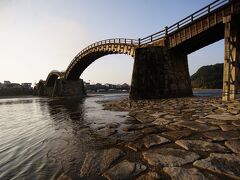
0,0,223,85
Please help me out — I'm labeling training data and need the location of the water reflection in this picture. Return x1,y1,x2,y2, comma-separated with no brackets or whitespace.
0,94,129,179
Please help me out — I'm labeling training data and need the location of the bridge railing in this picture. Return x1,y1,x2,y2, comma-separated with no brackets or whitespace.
75,38,139,58
139,0,231,46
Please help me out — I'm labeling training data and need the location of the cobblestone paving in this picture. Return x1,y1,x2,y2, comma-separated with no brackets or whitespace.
76,97,240,179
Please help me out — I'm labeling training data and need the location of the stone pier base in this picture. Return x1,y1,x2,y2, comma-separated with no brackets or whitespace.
52,79,86,97
130,46,192,100
38,79,86,98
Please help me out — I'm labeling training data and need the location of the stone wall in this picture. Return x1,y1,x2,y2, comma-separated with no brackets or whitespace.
130,46,192,100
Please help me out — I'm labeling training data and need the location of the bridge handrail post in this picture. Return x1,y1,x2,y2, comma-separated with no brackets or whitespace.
165,26,168,36
138,38,141,47
208,5,211,13
191,15,194,22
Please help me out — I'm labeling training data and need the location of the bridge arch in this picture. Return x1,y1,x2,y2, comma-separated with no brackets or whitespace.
65,38,138,80
45,70,64,87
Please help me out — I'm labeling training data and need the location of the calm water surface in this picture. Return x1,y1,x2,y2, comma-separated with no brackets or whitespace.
0,94,129,180
0,90,221,179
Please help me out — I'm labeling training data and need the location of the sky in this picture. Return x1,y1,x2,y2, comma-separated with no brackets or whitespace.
0,0,224,85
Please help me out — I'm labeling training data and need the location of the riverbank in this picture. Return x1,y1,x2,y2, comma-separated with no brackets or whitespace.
0,95,34,99
94,96,240,179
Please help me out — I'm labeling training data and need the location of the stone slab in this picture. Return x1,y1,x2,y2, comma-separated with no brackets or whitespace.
163,167,208,180
232,121,240,127
193,153,240,179
175,140,228,152
143,134,170,148
172,121,219,131
135,112,155,123
152,118,171,126
136,172,160,180
127,134,170,151
205,114,239,121
143,148,200,167
195,118,227,125
80,148,124,177
161,130,192,140
203,131,240,141
219,124,240,131
150,112,168,118
225,140,240,154
103,160,146,179
127,141,145,152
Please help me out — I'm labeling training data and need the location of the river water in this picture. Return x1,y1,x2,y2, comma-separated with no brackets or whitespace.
0,90,221,179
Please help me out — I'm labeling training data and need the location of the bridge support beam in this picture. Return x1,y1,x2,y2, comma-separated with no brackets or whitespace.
222,16,240,101
130,46,192,100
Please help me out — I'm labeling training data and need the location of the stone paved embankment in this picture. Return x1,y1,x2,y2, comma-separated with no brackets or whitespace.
73,97,240,180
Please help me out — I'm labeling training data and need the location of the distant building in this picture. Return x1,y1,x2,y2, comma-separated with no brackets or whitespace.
84,82,90,87
10,83,21,88
21,83,32,88
121,83,130,90
4,81,11,84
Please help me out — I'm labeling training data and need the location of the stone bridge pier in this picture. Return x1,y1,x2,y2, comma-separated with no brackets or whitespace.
130,46,192,99
38,79,86,98
222,15,240,101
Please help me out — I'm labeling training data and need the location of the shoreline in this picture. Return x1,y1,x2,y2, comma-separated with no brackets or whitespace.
0,95,35,99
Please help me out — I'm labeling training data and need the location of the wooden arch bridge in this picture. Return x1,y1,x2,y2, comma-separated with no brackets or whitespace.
38,0,240,100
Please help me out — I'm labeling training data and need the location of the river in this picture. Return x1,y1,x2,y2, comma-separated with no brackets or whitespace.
0,90,221,179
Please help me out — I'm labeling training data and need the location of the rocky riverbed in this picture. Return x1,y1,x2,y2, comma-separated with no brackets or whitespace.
64,96,240,180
